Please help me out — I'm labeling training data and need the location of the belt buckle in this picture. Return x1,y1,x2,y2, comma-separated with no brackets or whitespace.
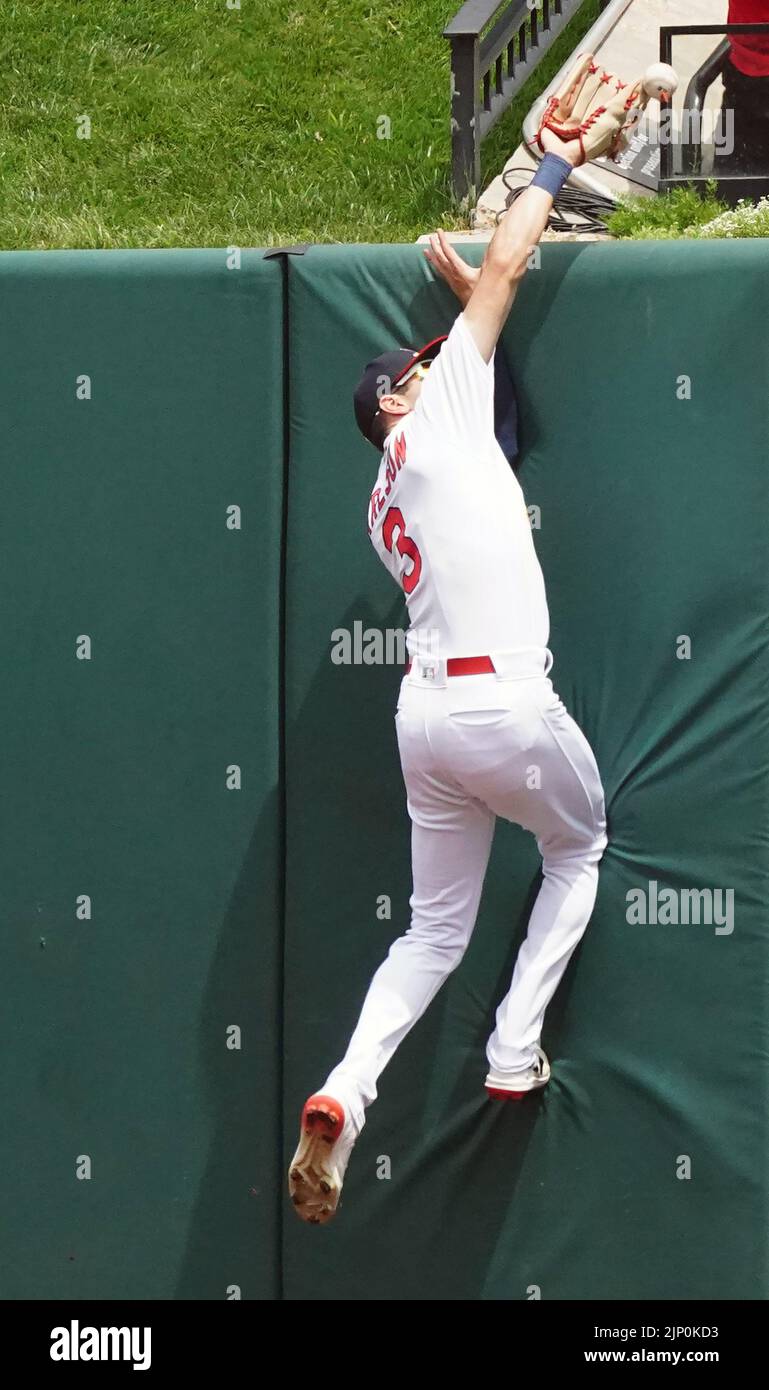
412,655,447,686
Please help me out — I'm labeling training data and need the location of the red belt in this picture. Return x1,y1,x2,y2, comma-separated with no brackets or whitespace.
406,655,496,677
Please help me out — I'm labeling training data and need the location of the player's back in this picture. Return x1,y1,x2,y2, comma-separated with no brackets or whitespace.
367,313,549,660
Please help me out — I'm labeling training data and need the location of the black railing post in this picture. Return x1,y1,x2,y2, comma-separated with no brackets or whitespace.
449,31,481,203
445,0,602,203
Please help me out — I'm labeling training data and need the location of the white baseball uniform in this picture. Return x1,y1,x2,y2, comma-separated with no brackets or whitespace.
323,313,607,1132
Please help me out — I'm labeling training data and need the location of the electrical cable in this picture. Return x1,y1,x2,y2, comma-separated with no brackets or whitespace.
499,166,618,235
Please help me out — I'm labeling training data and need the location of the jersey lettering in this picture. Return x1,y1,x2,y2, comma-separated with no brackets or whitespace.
382,506,422,594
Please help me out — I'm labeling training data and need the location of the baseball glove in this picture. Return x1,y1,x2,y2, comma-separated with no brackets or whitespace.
531,52,650,166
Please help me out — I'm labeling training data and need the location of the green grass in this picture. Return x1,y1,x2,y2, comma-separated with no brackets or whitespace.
0,0,602,249
607,182,769,239
607,182,728,240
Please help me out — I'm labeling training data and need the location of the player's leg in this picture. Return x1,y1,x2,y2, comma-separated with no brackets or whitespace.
321,794,495,1125
482,681,607,1089
289,708,495,1222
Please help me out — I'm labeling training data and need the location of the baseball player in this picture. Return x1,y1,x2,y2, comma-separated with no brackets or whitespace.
289,57,654,1225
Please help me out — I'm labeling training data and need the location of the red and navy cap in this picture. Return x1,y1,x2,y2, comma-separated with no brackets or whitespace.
353,336,448,446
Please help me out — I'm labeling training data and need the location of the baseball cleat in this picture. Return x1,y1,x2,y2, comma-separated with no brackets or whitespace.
287,1092,358,1225
485,1044,551,1101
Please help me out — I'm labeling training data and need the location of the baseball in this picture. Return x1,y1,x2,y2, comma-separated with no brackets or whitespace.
642,62,679,101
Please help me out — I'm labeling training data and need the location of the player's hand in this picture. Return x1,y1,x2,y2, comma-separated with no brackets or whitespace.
532,51,650,167
539,125,583,166
424,230,480,307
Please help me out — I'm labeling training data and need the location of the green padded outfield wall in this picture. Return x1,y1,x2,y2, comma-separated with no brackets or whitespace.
283,242,769,1300
0,250,284,1299
1,240,767,1302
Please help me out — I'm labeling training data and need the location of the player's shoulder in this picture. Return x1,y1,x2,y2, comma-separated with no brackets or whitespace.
422,313,493,400
445,308,486,353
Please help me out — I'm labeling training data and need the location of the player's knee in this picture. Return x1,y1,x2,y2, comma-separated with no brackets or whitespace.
405,914,469,969
579,784,607,855
580,803,609,860
543,813,607,872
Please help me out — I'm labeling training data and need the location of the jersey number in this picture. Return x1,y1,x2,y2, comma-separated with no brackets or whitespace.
382,506,422,595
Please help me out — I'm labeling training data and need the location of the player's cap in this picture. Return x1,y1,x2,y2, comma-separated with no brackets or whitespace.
353,336,447,446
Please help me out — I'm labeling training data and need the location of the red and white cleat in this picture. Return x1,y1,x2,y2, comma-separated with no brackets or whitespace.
485,1045,551,1101
287,1093,358,1225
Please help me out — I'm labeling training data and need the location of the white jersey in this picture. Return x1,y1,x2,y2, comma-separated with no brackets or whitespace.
367,312,549,660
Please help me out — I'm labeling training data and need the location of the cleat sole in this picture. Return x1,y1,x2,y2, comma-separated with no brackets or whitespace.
288,1093,348,1225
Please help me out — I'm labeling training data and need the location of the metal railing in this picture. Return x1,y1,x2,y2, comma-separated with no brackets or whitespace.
681,38,730,176
444,0,611,202
659,23,769,204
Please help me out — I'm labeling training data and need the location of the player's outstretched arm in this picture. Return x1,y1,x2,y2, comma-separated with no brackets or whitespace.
460,52,656,363
462,130,580,364
422,139,575,359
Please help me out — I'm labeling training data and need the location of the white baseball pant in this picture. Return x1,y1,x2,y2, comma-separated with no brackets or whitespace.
323,647,607,1131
